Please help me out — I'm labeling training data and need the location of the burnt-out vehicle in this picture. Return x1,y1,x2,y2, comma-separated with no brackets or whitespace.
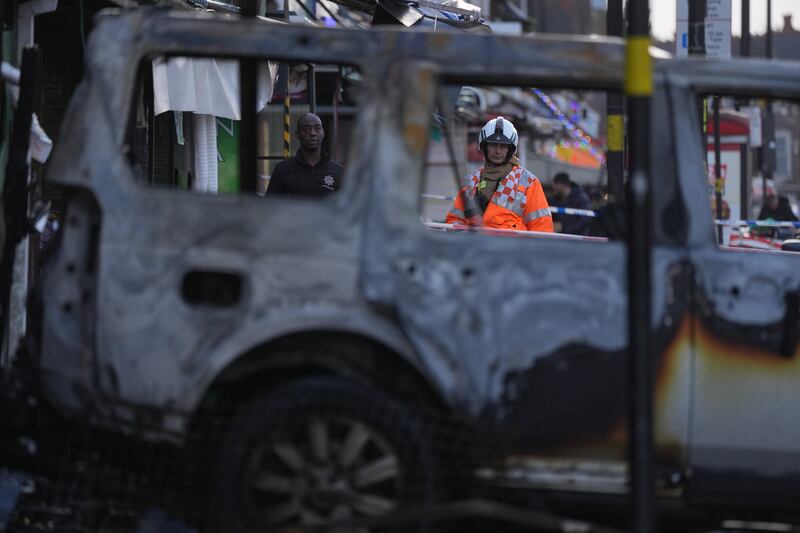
4,6,800,532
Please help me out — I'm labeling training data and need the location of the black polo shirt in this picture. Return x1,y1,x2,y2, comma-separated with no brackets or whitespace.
265,150,343,197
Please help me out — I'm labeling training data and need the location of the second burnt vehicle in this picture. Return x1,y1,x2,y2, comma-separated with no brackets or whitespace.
3,7,800,532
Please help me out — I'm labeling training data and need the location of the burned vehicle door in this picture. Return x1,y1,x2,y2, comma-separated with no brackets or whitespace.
359,33,695,490
666,60,800,510
37,12,377,430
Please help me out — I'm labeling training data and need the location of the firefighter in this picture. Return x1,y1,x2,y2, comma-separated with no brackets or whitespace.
446,117,553,232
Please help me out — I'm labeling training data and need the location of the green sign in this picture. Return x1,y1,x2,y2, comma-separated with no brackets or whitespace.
216,118,239,193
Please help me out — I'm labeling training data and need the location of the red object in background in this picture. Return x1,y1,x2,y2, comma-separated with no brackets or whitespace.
467,131,483,162
728,226,784,251
706,110,750,151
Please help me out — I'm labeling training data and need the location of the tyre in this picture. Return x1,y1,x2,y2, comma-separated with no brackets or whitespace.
208,376,439,532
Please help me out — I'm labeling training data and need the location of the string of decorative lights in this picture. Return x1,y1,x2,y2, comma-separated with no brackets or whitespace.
532,88,606,164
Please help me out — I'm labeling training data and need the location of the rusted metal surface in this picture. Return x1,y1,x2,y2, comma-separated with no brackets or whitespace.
33,7,800,521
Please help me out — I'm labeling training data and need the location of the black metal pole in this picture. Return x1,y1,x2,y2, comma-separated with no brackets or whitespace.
763,102,775,207
307,66,316,114
305,0,317,108
279,0,291,159
607,0,624,203
146,66,155,185
332,75,341,162
740,145,749,220
239,0,259,192
282,66,291,159
766,0,773,59
688,0,706,159
1,47,39,354
741,0,750,57
625,0,655,531
763,0,773,206
713,96,723,243
688,0,706,56
740,0,750,220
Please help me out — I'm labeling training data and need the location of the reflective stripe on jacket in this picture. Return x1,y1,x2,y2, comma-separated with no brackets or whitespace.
445,166,554,232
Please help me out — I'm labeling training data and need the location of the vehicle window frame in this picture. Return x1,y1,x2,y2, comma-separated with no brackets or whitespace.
415,73,682,247
661,57,800,251
122,53,368,205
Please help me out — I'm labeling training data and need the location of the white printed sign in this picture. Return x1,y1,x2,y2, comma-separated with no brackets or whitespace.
676,0,731,58
706,0,732,59
708,150,742,223
742,106,763,148
676,0,688,58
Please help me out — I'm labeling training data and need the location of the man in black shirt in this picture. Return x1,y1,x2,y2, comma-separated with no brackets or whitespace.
266,113,343,196
551,171,592,235
758,192,798,222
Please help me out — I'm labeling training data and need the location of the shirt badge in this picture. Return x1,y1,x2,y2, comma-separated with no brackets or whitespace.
323,175,336,189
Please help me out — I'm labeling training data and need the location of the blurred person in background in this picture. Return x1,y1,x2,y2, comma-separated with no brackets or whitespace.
759,191,798,222
551,171,591,235
710,195,731,220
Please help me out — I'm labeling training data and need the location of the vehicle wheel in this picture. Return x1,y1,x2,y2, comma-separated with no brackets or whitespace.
208,376,439,532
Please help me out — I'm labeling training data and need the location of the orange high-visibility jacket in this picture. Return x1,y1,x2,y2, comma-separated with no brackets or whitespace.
445,165,554,232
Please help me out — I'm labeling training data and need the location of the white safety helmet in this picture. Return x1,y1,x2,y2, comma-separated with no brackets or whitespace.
478,116,519,155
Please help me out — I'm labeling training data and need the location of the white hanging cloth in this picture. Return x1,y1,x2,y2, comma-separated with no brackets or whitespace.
192,114,218,194
152,58,277,119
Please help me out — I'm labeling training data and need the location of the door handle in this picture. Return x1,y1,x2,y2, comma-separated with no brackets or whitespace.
182,270,243,308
